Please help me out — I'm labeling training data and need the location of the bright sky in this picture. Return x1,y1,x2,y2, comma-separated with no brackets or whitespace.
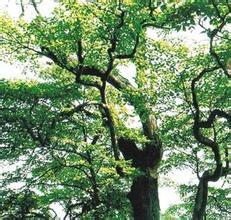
0,0,224,218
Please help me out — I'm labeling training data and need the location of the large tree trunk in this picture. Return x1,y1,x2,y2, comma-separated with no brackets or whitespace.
192,164,225,220
192,177,208,220
118,130,162,220
128,175,160,220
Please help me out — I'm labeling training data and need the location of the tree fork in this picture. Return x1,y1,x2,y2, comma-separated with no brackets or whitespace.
118,124,162,220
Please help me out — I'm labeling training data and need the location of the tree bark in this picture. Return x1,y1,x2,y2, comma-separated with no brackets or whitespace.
128,175,160,220
192,177,208,220
118,123,162,220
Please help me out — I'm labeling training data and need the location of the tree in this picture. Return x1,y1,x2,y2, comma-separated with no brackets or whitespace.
0,1,230,219
1,81,134,219
0,188,52,219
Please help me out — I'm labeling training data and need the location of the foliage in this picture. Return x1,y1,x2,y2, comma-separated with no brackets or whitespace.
0,188,51,219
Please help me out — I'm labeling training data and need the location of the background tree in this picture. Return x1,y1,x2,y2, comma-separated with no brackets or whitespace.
1,81,134,219
0,188,52,219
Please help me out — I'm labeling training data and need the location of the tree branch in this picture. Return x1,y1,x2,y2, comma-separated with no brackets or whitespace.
31,0,41,15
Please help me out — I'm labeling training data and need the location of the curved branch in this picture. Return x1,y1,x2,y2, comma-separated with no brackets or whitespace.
114,35,139,59
199,109,231,128
31,0,41,15
209,12,231,78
